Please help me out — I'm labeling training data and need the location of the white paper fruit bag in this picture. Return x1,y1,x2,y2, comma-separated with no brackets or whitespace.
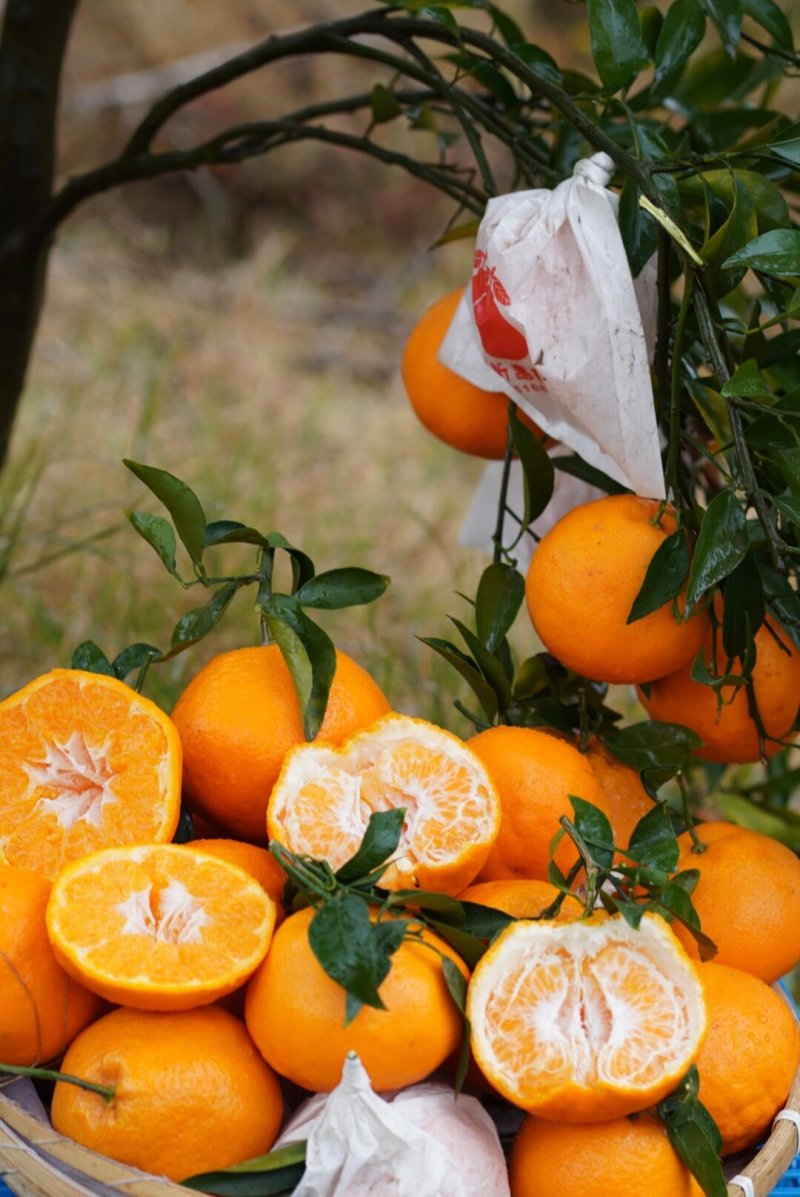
440,152,665,501
275,1052,510,1197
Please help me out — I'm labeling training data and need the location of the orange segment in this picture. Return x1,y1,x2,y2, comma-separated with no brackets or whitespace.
0,669,181,878
467,912,706,1121
267,712,500,894
46,844,276,1010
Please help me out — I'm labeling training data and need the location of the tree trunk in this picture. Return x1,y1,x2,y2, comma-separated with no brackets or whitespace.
0,0,80,469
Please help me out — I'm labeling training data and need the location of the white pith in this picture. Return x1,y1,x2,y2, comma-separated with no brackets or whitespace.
24,731,117,830
114,879,211,945
469,915,705,1090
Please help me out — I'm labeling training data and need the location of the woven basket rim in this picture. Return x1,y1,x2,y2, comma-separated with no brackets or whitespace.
1,988,798,1197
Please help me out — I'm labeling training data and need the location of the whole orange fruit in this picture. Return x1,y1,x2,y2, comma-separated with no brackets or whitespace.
639,619,800,763
245,905,467,1092
0,864,103,1066
468,726,610,883
694,962,800,1155
172,645,390,842
525,495,709,684
675,821,800,983
584,741,653,853
401,288,541,458
51,1005,283,1181
509,1114,703,1197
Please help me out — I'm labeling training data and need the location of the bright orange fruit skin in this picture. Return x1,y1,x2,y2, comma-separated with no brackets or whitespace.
675,821,800,983
244,906,467,1092
172,645,390,843
694,962,800,1155
0,864,103,1066
509,1114,703,1197
585,741,653,854
639,620,800,763
468,726,610,883
51,1005,284,1182
457,878,582,921
525,495,709,684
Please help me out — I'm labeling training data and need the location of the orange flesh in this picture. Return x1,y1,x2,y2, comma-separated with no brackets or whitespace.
0,671,180,877
47,845,275,1007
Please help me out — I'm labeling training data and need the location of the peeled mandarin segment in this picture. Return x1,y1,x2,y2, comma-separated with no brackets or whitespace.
267,712,500,894
467,912,706,1122
0,669,181,878
46,844,276,1010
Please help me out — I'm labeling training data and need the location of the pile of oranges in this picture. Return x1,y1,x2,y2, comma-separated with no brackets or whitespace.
0,291,798,1196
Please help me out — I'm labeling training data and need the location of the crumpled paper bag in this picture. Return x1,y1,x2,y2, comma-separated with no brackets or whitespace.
439,152,664,500
274,1053,510,1197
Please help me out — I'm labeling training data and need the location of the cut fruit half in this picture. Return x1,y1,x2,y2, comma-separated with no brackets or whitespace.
267,713,500,894
0,669,181,878
46,844,276,1010
467,912,706,1121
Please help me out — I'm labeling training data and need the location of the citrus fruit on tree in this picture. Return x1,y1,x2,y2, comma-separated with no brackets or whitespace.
186,837,286,919
244,905,467,1092
525,495,709,683
172,644,390,843
674,821,800,984
467,725,609,883
467,911,706,1121
268,712,500,894
0,669,181,878
46,843,276,1010
458,878,582,921
509,1113,703,1197
0,864,104,1066
51,1004,283,1182
639,617,800,763
401,287,540,459
693,961,800,1155
584,740,653,853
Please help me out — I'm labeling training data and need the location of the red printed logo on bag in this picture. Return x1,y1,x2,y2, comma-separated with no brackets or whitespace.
471,251,529,362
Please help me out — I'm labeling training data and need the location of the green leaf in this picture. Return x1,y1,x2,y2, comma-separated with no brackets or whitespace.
620,178,658,278
170,580,240,650
759,561,800,649
721,358,771,398
721,554,764,659
768,138,800,169
204,521,269,548
71,641,115,677
183,1141,307,1195
722,229,800,277
261,595,337,740
419,636,499,722
475,562,525,652
604,721,703,771
587,0,649,93
419,6,460,36
308,893,398,1016
370,83,402,124
509,406,555,527
294,567,390,610
450,617,512,710
441,955,471,1094
639,5,664,57
741,0,793,49
425,918,486,968
335,809,405,884
124,460,207,567
458,899,515,939
702,0,743,51
700,171,757,293
627,804,679,870
570,795,614,871
553,454,629,495
660,1097,727,1197
627,531,690,624
111,643,161,680
654,0,707,89
686,490,749,607
488,4,525,47
126,511,178,577
512,42,563,84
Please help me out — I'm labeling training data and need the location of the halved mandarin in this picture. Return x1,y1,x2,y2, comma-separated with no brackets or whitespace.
267,713,500,894
467,912,706,1121
0,669,181,878
46,844,276,1010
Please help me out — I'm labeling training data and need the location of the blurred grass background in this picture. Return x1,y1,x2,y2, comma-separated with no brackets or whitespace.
1,0,591,720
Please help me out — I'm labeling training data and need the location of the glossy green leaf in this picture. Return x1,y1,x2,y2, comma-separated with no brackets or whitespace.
702,0,743,51
475,562,525,652
183,1142,306,1195
552,454,629,495
722,554,764,659
309,893,397,1016
620,178,658,278
126,511,178,577
768,138,800,169
512,42,563,84
335,809,405,884
170,581,240,650
628,531,690,624
71,641,115,677
741,0,793,49
654,0,707,89
419,637,499,722
450,617,512,710
604,721,703,771
111,643,161,680
587,0,649,93
488,4,525,46
124,460,207,567
639,5,664,57
261,595,337,740
686,490,749,606
458,899,515,939
509,406,555,527
701,172,757,293
204,520,269,549
294,567,390,610
722,229,800,276
627,803,679,871
569,795,614,871
720,358,771,398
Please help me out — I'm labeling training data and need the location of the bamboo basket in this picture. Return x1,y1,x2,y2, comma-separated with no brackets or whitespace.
1,998,798,1197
